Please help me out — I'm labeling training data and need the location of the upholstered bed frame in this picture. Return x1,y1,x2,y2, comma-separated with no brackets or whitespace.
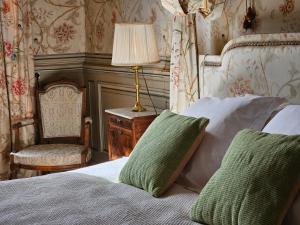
198,33,300,104
193,34,300,225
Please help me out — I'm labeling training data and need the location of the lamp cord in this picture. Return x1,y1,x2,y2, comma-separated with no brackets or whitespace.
141,67,158,115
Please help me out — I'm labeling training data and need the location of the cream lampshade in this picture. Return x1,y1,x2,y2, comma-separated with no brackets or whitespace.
112,23,160,112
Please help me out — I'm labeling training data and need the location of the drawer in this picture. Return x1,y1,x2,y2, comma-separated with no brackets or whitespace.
105,109,158,161
108,126,133,160
108,115,132,129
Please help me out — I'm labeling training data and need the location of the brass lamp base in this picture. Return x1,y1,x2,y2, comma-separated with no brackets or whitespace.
132,102,146,112
131,66,146,112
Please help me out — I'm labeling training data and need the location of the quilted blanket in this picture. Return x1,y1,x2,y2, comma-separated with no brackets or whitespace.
0,173,201,225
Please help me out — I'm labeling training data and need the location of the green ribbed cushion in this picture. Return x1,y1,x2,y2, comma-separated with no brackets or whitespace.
119,110,209,197
190,129,300,225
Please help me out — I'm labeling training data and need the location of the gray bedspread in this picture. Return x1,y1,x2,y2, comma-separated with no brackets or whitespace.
0,173,201,225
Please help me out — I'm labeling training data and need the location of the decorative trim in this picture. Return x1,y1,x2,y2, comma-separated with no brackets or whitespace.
203,40,300,67
34,53,86,71
34,52,170,101
224,40,300,54
34,53,170,74
34,53,170,99
95,80,169,98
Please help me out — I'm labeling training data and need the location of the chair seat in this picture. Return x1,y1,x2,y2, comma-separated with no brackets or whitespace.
11,144,91,167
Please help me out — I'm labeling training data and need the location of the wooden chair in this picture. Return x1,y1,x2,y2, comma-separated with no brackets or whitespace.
10,78,92,179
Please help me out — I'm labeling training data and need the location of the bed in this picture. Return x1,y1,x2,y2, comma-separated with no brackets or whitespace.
1,33,300,225
1,158,201,225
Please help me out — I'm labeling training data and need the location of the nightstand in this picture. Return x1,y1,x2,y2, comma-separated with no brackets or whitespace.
105,108,159,160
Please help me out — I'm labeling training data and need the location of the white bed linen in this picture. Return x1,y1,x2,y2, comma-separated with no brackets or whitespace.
70,157,129,182
262,105,300,225
263,105,300,135
179,95,286,191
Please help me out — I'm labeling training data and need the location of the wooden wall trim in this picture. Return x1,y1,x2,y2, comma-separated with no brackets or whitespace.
34,53,86,71
34,53,170,153
34,53,170,75
34,53,170,102
92,80,169,98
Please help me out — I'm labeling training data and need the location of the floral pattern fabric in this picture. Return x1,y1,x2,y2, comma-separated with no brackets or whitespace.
32,0,173,58
30,0,300,57
161,0,221,17
199,33,300,103
161,0,186,16
162,0,216,113
169,15,199,113
0,0,35,180
163,0,226,113
196,0,300,55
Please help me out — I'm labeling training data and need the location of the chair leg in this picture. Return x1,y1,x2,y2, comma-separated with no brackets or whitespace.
81,151,87,168
10,159,18,180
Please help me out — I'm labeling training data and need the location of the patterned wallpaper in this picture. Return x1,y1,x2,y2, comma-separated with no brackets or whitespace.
31,0,300,56
85,0,173,57
31,0,86,55
31,0,173,57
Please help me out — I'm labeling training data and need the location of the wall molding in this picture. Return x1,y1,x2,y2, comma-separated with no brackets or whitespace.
34,52,170,105
34,53,170,152
34,52,170,101
34,53,86,71
34,53,170,74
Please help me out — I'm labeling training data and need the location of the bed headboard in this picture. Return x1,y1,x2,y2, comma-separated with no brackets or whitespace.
199,33,300,104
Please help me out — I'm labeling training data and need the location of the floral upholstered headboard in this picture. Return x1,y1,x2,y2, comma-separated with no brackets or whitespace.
199,33,300,103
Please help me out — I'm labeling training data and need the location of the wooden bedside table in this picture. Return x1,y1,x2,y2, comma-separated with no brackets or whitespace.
105,108,159,160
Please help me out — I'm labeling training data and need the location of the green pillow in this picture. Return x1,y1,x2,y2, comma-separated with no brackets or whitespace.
119,110,209,197
190,129,300,225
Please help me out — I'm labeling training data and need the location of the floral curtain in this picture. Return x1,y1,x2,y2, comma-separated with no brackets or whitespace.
169,15,198,113
162,0,223,113
0,0,35,180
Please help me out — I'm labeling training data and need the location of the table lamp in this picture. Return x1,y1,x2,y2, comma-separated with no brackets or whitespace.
111,23,160,112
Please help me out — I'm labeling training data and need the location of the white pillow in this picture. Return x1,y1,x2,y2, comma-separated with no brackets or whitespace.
262,105,300,225
178,95,286,192
263,105,300,135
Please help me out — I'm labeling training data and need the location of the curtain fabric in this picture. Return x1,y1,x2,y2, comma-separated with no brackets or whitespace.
162,0,215,16
162,0,203,113
169,15,198,113
162,0,223,113
0,0,35,180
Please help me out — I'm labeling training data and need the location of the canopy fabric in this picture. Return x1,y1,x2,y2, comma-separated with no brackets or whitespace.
0,0,36,180
161,0,219,17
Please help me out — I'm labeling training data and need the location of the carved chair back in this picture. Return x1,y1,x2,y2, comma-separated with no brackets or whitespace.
36,80,86,145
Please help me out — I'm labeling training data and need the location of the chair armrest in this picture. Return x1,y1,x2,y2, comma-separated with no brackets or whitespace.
12,118,35,129
83,117,92,148
84,117,92,124
11,118,35,153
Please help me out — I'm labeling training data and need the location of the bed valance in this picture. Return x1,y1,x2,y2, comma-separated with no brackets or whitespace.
161,0,224,18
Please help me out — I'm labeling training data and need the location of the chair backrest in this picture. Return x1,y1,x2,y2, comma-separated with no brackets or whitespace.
37,81,86,144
